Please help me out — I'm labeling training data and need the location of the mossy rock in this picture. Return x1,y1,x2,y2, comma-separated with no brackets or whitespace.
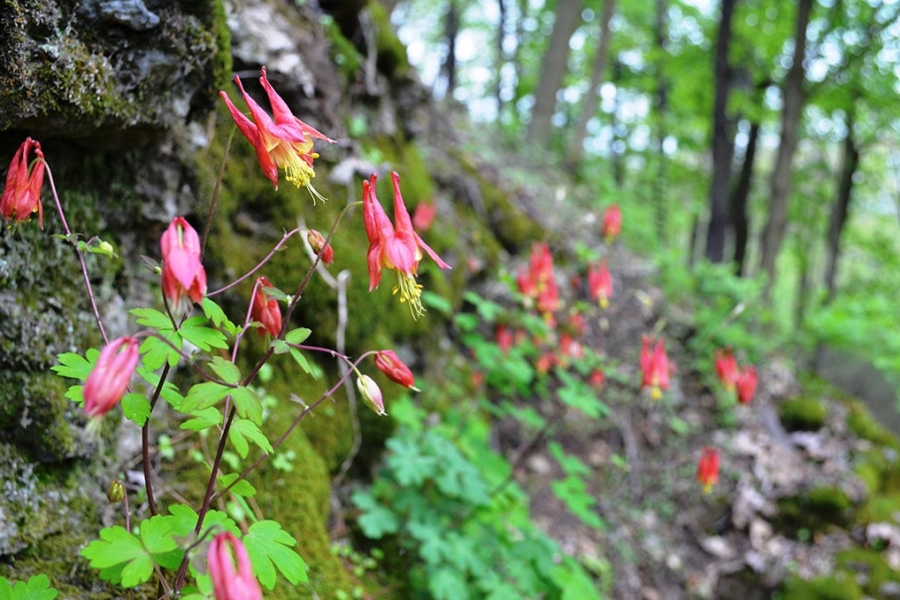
779,397,828,432
847,400,900,451
774,486,854,537
857,492,900,525
836,547,900,597
780,571,863,600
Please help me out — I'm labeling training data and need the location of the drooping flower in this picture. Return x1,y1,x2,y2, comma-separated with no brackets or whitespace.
362,172,451,318
601,204,622,243
83,337,140,418
307,229,334,265
517,243,560,324
714,348,738,390
220,67,334,192
697,446,720,494
589,369,605,389
250,276,282,338
160,217,207,306
1,138,45,229
357,374,386,416
412,201,436,232
375,350,418,390
640,336,670,400
208,532,263,600
496,325,514,355
587,260,613,309
735,365,757,405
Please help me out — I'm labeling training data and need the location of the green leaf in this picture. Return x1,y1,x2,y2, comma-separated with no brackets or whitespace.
137,367,184,409
0,574,59,600
284,328,312,345
130,307,173,330
352,490,400,538
217,473,257,498
139,514,180,555
243,520,308,589
180,407,222,431
289,348,318,378
208,356,241,385
386,436,437,486
121,393,151,426
230,387,262,425
166,505,240,540
139,332,183,370
179,316,229,351
229,418,273,458
181,381,232,413
270,339,290,355
421,290,452,315
64,385,84,406
51,349,98,381
202,298,238,334
81,526,153,587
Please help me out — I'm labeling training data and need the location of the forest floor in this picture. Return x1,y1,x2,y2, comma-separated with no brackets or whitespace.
469,177,900,599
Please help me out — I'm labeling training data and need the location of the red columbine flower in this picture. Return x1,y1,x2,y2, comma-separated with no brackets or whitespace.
641,336,670,400
374,350,418,390
161,217,207,306
697,446,720,494
1,138,45,229
83,337,140,418
589,369,605,389
220,66,335,192
362,172,450,318
496,325,514,355
412,201,436,232
601,204,622,243
357,374,386,416
714,348,738,390
208,532,262,600
735,365,757,405
307,229,334,264
250,276,282,338
587,260,613,309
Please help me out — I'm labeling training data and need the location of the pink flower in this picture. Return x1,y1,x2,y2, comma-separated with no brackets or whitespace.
208,532,262,600
250,276,282,338
589,369,605,389
1,138,45,229
587,261,613,309
307,229,334,265
641,336,670,400
83,337,140,418
220,66,334,191
714,348,738,390
412,201,436,232
517,243,560,320
362,172,450,317
601,204,622,243
697,446,720,494
735,366,757,405
357,374,386,416
161,217,207,306
374,350,418,390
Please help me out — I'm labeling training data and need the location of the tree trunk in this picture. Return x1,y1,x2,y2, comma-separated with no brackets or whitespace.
527,0,583,146
758,0,813,292
653,0,669,244
611,57,625,188
704,0,738,263
496,0,508,115
440,0,460,97
823,108,860,302
730,120,760,276
566,0,616,166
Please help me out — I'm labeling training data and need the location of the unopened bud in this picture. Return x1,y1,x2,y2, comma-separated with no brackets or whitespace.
307,229,334,265
356,375,386,416
107,479,125,503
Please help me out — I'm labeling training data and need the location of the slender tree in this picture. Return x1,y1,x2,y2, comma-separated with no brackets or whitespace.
729,119,759,275
758,0,814,292
439,0,460,97
527,0,584,146
652,0,669,243
823,106,860,302
567,0,616,166
704,0,738,262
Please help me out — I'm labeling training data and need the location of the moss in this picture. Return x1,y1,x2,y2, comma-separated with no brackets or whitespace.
836,548,900,596
323,16,364,80
780,572,863,600
366,0,410,79
856,492,900,525
775,486,854,537
847,400,900,451
779,397,828,432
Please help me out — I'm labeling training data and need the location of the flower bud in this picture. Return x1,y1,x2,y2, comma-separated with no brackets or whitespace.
107,479,125,504
374,350,417,390
307,229,334,265
356,375,386,416
250,276,282,338
208,532,262,600
83,337,140,418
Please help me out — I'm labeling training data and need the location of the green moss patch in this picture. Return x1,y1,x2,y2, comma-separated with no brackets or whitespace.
779,397,828,432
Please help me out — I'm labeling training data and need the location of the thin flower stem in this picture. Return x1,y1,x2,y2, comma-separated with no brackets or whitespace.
43,164,108,344
200,129,235,258
206,227,303,297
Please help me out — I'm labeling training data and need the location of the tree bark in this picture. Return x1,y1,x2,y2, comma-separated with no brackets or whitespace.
611,57,625,188
496,0,508,115
652,0,669,243
758,0,813,292
823,108,860,302
704,0,738,263
566,0,616,166
527,0,583,146
730,120,760,276
440,0,460,97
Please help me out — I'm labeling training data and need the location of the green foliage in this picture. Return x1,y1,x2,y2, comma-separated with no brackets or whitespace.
0,575,59,600
243,520,309,589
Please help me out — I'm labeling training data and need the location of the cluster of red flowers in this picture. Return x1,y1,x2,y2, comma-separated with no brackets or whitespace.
714,348,757,405
640,336,671,400
601,204,621,244
1,138,45,229
517,242,561,324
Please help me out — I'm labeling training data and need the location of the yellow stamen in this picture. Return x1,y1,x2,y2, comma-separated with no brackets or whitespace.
393,271,426,319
